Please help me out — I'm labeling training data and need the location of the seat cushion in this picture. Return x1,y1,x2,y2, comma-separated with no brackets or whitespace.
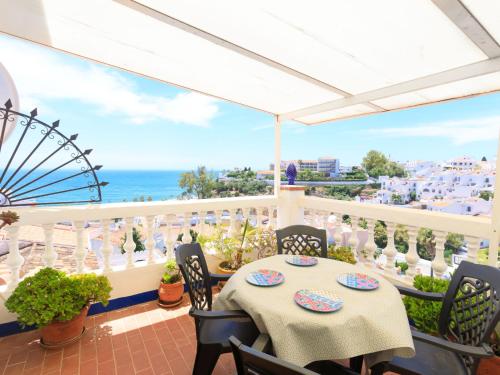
388,338,468,375
199,317,259,349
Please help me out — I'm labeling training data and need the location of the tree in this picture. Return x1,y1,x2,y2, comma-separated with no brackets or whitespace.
361,150,406,178
179,166,215,199
391,193,403,205
417,228,435,260
479,191,493,201
409,191,417,202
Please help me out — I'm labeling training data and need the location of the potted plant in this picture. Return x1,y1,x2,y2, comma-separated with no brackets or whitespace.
5,268,112,348
216,219,253,274
158,259,183,308
327,245,357,264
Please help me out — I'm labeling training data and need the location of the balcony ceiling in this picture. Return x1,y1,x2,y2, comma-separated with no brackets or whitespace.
1,0,500,125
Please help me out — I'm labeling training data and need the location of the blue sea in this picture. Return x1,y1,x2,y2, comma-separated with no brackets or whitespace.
4,170,189,205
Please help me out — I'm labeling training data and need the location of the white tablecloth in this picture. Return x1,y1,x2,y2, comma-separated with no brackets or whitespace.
214,255,415,367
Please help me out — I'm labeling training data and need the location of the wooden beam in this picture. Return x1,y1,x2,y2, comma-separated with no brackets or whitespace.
432,0,500,58
280,56,500,121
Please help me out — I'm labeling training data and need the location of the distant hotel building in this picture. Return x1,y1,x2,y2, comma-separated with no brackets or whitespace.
270,156,340,177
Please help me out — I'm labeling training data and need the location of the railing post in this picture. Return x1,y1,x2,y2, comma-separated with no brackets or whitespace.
6,225,23,292
123,217,136,269
405,226,420,282
464,236,481,264
145,215,155,265
383,222,397,275
348,216,359,256
364,218,377,266
199,211,207,235
182,212,192,244
432,230,448,278
277,185,304,228
74,220,86,273
102,219,112,273
42,223,57,267
333,213,343,246
165,214,175,259
256,208,263,228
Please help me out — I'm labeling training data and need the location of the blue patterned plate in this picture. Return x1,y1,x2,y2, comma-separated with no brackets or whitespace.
337,273,379,290
246,269,285,287
285,255,318,267
294,289,343,312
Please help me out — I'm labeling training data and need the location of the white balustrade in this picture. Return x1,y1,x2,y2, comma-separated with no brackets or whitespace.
405,226,420,282
465,236,481,264
364,218,377,266
123,217,136,269
42,223,56,267
74,220,86,273
432,230,448,278
182,212,192,244
6,225,23,292
383,222,397,275
101,219,112,273
145,215,155,265
348,216,359,254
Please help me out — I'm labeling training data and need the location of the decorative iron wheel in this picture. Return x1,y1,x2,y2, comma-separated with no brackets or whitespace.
0,99,107,206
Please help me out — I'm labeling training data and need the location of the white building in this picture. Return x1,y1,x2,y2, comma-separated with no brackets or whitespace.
317,156,340,176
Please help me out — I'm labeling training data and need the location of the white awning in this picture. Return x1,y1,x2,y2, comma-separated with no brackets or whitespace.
1,0,500,125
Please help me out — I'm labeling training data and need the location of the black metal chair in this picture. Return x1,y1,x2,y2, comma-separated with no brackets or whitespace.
176,243,260,375
276,225,328,258
229,336,360,375
377,261,500,375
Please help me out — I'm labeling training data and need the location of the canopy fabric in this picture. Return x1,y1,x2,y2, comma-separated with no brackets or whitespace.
1,0,500,125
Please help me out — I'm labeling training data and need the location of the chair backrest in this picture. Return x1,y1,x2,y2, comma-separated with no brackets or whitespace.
176,243,213,311
275,225,328,258
229,336,318,375
438,261,500,372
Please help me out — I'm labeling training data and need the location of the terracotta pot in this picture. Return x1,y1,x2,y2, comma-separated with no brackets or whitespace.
478,355,500,375
217,262,237,275
40,305,89,348
158,280,183,308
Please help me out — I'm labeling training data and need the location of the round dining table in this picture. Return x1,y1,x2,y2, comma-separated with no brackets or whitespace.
213,254,415,368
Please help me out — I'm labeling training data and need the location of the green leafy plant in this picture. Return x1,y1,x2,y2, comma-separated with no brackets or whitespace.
162,259,182,284
177,229,198,243
120,227,146,254
5,268,112,328
327,245,356,264
403,275,450,335
0,210,19,229
395,260,408,274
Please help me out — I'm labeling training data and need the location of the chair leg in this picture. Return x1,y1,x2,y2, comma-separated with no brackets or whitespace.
193,344,221,375
350,355,364,372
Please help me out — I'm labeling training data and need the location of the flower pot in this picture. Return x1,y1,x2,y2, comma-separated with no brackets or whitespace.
217,262,236,275
478,355,500,375
40,305,89,349
158,280,183,308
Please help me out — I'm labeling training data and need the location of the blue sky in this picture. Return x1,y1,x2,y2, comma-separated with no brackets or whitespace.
1,34,499,171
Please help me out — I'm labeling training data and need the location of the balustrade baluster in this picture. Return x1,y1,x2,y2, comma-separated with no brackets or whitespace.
383,222,397,275
333,213,343,246
102,219,112,273
42,223,57,267
432,230,448,278
405,226,420,282
123,217,136,269
146,215,155,265
364,218,377,266
270,206,277,228
182,212,193,244
256,208,263,228
6,225,23,292
199,211,207,236
464,236,481,264
165,214,175,259
74,220,86,273
348,216,359,256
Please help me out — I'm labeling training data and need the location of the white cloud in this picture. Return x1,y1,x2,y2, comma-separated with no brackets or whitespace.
365,116,500,145
0,37,219,127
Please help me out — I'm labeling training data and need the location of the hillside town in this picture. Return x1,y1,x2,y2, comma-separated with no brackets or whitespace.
365,156,495,217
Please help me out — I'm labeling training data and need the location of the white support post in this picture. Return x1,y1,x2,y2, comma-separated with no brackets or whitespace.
145,215,155,265
432,231,448,278
488,129,500,267
364,218,378,266
348,216,359,254
42,223,57,267
383,222,397,275
123,217,136,269
274,115,281,197
102,219,112,273
74,220,86,273
465,236,481,264
405,226,420,282
333,213,343,246
6,225,23,292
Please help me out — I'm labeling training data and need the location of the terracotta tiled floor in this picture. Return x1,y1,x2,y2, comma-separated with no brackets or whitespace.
0,295,235,375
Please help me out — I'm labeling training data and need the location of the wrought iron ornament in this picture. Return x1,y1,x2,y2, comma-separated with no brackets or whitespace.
0,99,107,206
